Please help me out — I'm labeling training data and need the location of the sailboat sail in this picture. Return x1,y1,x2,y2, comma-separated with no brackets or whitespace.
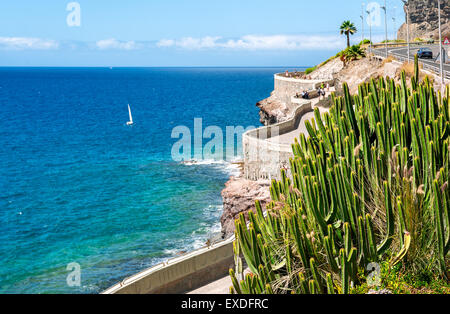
128,104,133,124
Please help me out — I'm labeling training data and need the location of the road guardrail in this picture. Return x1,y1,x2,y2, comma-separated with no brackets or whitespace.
369,48,450,80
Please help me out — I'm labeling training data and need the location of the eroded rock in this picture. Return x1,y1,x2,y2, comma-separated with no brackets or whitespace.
398,0,450,40
256,96,289,126
220,177,271,239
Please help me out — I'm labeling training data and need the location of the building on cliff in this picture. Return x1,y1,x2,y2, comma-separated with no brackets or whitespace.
398,0,450,41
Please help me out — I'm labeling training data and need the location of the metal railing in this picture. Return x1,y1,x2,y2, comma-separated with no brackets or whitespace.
369,48,450,80
370,41,435,49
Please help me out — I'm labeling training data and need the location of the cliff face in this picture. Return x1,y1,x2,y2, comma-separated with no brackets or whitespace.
220,177,270,238
256,96,289,126
398,0,450,40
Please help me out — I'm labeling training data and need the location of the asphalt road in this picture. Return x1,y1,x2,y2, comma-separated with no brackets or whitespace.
373,44,450,73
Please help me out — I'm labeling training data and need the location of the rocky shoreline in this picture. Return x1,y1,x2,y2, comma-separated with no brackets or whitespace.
220,176,271,238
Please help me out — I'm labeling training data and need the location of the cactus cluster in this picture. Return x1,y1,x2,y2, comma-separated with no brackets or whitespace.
231,56,449,294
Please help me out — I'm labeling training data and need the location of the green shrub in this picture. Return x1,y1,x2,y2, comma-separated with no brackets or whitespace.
342,45,365,62
305,66,317,75
380,39,406,44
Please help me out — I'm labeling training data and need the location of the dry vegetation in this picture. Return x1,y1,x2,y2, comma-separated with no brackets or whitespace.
381,55,396,66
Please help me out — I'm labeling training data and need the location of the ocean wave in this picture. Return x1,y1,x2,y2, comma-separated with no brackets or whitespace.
181,158,242,177
163,204,223,258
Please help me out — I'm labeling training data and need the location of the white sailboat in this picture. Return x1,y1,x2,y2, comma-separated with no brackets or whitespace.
126,104,134,125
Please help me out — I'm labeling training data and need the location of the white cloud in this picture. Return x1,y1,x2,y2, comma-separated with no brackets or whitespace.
156,35,346,51
175,36,221,49
0,37,59,50
156,39,175,47
96,38,137,50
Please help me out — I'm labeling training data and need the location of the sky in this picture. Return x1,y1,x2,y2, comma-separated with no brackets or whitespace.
0,0,406,67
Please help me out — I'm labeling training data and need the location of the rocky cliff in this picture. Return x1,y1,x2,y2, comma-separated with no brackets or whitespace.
256,95,289,126
398,0,450,40
220,177,270,238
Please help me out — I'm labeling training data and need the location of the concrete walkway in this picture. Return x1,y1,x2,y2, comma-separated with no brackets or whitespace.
267,89,333,145
188,268,252,294
187,275,232,294
187,268,251,294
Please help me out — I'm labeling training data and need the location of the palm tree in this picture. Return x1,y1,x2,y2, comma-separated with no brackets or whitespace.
340,21,357,48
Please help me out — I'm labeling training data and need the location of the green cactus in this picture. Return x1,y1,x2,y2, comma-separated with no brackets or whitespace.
326,273,336,294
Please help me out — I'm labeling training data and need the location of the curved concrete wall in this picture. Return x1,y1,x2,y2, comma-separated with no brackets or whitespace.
243,100,312,181
273,74,333,110
102,237,235,294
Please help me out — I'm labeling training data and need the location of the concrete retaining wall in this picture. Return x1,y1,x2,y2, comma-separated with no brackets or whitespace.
243,100,312,181
273,74,333,110
102,237,235,294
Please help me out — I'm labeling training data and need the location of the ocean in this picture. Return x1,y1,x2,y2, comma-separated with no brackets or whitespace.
0,67,299,293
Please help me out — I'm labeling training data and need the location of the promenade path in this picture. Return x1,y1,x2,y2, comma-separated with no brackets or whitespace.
188,268,251,294
187,273,233,294
267,88,334,145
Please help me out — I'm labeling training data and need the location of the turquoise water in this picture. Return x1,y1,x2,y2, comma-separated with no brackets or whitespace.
0,67,299,293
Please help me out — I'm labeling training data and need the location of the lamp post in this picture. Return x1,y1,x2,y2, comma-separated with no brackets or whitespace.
367,9,372,51
401,0,410,63
438,0,445,90
393,6,397,40
381,0,388,57
361,3,365,42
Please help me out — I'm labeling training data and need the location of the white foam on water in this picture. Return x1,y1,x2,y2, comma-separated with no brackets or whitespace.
158,160,237,261
162,204,224,258
191,238,207,250
163,248,181,255
209,221,222,234
181,158,242,177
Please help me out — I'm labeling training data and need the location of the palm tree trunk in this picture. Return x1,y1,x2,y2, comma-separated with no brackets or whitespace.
347,32,350,48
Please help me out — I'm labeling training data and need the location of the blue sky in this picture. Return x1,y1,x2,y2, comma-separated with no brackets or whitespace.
0,0,406,66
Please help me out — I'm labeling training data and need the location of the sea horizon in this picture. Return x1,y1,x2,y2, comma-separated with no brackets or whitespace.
0,66,312,69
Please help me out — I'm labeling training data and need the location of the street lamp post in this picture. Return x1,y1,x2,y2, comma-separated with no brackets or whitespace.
381,0,388,57
401,0,410,63
361,3,365,42
393,6,397,40
367,10,372,51
438,0,445,90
